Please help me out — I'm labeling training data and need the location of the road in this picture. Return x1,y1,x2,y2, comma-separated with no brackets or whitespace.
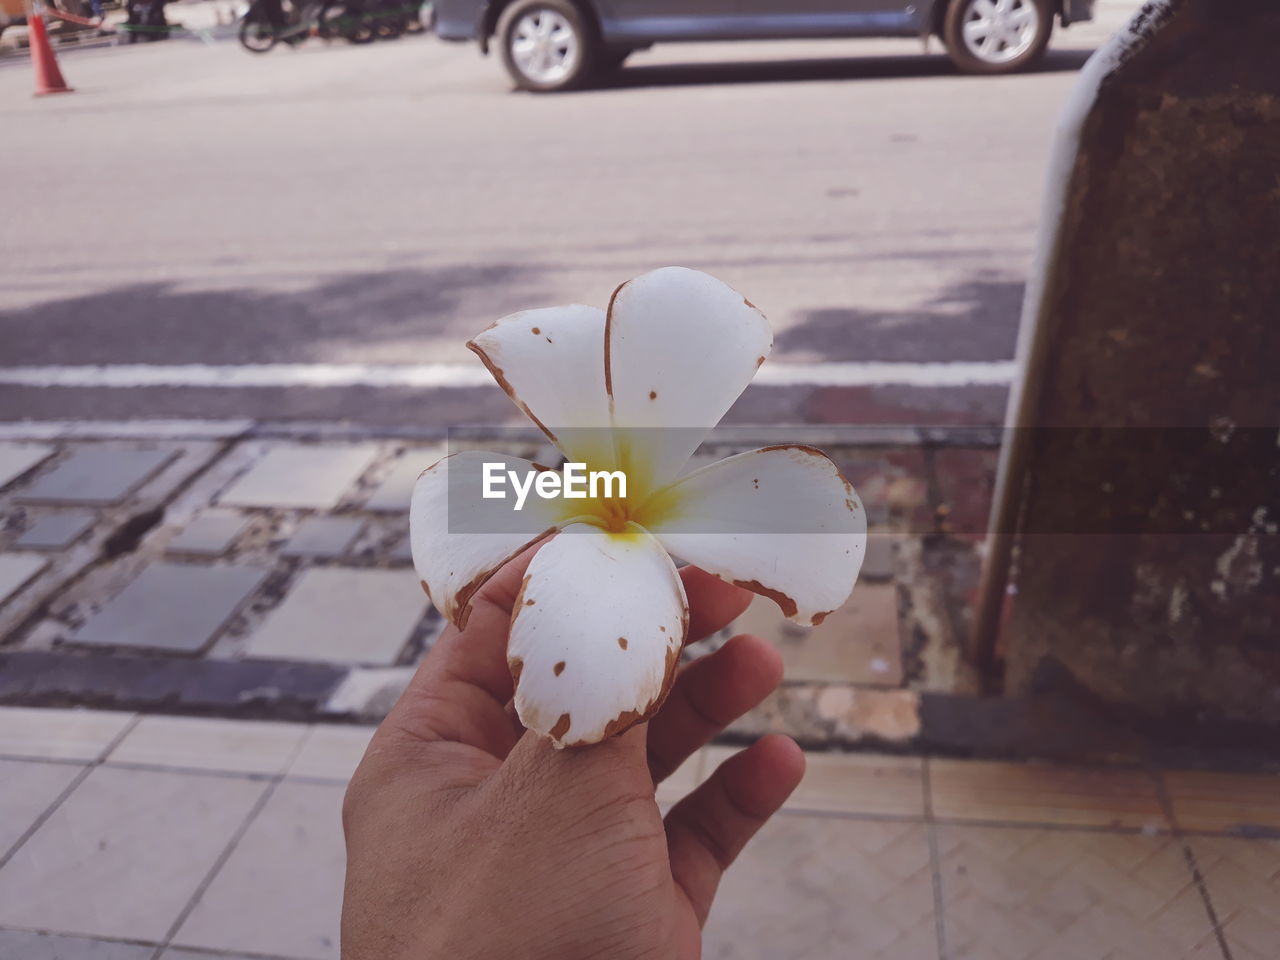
0,2,1141,429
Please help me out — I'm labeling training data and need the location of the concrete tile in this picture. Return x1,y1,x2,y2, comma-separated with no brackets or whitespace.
1188,835,1280,960
861,533,895,582
174,780,345,960
363,446,445,511
15,511,97,551
219,444,378,510
930,759,1168,830
0,759,84,855
167,512,251,558
0,707,135,762
17,447,176,506
0,553,48,606
706,746,925,818
109,716,309,776
734,584,902,686
0,930,153,960
72,563,270,654
0,766,266,941
244,568,426,665
162,951,260,960
280,516,365,559
936,824,1211,960
0,442,56,491
704,816,938,960
321,665,416,718
1163,769,1280,833
287,725,375,781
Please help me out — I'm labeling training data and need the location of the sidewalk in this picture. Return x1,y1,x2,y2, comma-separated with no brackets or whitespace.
0,423,972,751
2,705,1278,960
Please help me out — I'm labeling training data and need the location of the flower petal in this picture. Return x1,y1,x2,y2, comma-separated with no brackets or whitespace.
410,451,564,629
606,267,772,495
468,305,613,467
508,523,688,748
646,445,865,626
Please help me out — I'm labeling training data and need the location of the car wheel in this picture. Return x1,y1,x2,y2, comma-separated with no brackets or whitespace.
943,0,1052,75
497,0,596,93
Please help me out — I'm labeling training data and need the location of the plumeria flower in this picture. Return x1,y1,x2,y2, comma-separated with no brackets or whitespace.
411,267,866,748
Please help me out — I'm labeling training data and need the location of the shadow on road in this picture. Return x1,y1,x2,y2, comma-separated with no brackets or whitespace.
590,48,1094,92
779,272,1026,363
0,264,544,365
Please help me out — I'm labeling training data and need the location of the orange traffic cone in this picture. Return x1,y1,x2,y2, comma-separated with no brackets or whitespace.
28,8,74,96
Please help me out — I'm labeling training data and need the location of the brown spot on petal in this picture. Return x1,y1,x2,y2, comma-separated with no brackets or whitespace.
733,578,799,620
659,625,666,633
756,355,766,368
744,297,759,311
420,580,433,601
554,661,565,676
649,390,657,400
564,637,685,747
525,598,536,606
550,713,572,741
531,326,541,335
752,477,760,489
810,610,831,626
546,336,553,344
509,656,524,687
617,636,628,650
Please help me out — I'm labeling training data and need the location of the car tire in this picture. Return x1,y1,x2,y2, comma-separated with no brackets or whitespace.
943,0,1052,75
497,0,596,93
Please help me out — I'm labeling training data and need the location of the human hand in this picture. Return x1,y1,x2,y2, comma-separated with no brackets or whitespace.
341,542,805,960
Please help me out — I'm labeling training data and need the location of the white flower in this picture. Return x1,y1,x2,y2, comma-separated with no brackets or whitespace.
411,267,866,748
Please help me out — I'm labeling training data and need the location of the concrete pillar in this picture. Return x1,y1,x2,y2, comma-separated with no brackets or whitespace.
983,0,1280,731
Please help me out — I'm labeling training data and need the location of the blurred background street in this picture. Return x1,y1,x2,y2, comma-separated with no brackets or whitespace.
2,2,1138,426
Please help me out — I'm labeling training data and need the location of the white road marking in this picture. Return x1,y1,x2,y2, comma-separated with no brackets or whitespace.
0,361,1017,390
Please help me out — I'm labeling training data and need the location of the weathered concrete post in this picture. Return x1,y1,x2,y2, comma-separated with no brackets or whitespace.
976,0,1280,736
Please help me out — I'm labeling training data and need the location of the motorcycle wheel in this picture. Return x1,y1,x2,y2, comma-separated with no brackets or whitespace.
238,13,277,52
371,0,404,39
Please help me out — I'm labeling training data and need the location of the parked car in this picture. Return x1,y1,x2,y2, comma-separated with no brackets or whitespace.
433,0,1095,91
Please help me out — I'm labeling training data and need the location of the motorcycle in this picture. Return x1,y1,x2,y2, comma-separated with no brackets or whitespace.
239,0,380,52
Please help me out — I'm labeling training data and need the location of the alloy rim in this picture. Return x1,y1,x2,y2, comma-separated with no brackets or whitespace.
511,10,580,84
962,0,1039,64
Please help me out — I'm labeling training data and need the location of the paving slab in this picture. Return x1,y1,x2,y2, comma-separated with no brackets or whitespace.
218,444,378,510
287,724,375,781
0,930,153,960
243,568,426,665
109,716,309,776
735,584,902,686
0,759,84,855
14,511,98,551
704,815,938,960
280,516,365,560
0,766,266,941
0,708,135,762
0,554,49,606
0,443,56,492
173,780,346,960
71,563,270,654
363,446,445,511
166,512,251,558
16,447,176,506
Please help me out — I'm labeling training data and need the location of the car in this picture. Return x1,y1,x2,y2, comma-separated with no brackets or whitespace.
432,0,1096,92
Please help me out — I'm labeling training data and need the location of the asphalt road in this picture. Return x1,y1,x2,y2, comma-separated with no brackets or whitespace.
0,3,1141,428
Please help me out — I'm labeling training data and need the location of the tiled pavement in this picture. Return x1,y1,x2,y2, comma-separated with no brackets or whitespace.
0,430,949,742
1,708,1278,960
